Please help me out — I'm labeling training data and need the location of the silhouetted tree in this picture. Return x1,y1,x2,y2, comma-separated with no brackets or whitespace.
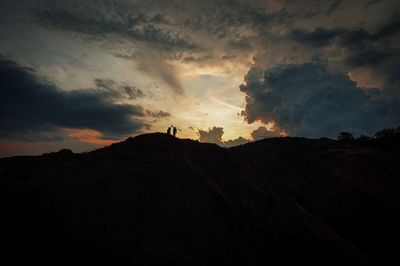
357,135,371,141
337,132,354,141
374,128,400,139
355,134,371,144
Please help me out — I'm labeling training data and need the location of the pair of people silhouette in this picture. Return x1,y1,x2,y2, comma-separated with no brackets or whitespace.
167,125,177,137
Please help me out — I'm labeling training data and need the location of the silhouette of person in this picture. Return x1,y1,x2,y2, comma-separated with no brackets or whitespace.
167,127,171,135
173,126,177,137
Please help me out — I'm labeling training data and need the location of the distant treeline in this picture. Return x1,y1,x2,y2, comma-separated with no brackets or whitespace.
338,127,400,141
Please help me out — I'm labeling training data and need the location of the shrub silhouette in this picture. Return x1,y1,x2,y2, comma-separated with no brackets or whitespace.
374,128,400,139
357,134,371,141
337,131,354,141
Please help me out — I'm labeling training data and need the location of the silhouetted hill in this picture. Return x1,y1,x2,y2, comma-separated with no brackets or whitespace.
231,136,400,265
1,133,400,265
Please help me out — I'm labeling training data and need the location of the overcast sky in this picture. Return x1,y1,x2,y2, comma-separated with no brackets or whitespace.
1,0,399,156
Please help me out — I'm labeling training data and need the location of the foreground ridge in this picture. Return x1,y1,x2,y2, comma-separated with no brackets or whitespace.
1,133,400,266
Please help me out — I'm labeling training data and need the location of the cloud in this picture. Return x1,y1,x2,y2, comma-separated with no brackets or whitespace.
251,126,280,140
237,7,400,138
35,2,197,51
94,78,146,100
198,126,225,146
181,55,214,63
289,15,400,87
23,0,296,95
31,1,198,95
3,0,400,143
325,0,343,14
223,137,249,147
198,126,249,147
289,25,395,69
62,128,116,146
240,61,399,138
0,56,149,141
145,110,171,118
92,78,170,120
123,85,145,99
136,54,185,95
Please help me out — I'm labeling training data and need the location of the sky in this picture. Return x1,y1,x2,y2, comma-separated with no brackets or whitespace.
1,0,400,156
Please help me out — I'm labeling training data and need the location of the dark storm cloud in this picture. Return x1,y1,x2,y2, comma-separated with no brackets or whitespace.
344,49,391,68
290,27,379,50
0,56,149,140
290,27,345,47
286,13,400,92
290,16,400,69
297,15,400,44
378,15,400,37
238,8,400,138
240,61,399,138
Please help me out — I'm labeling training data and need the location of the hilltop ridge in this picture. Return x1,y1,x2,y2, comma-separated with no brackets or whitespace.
1,133,400,265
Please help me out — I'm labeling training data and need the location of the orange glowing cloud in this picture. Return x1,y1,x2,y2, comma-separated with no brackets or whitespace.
63,128,119,146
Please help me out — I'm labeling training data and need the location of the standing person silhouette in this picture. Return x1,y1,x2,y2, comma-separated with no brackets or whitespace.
172,126,177,137
167,127,171,135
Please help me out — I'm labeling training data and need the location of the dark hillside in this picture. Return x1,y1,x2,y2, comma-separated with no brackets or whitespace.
231,137,400,265
1,133,399,265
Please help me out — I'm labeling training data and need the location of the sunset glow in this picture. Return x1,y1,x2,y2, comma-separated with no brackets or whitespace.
1,0,399,156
